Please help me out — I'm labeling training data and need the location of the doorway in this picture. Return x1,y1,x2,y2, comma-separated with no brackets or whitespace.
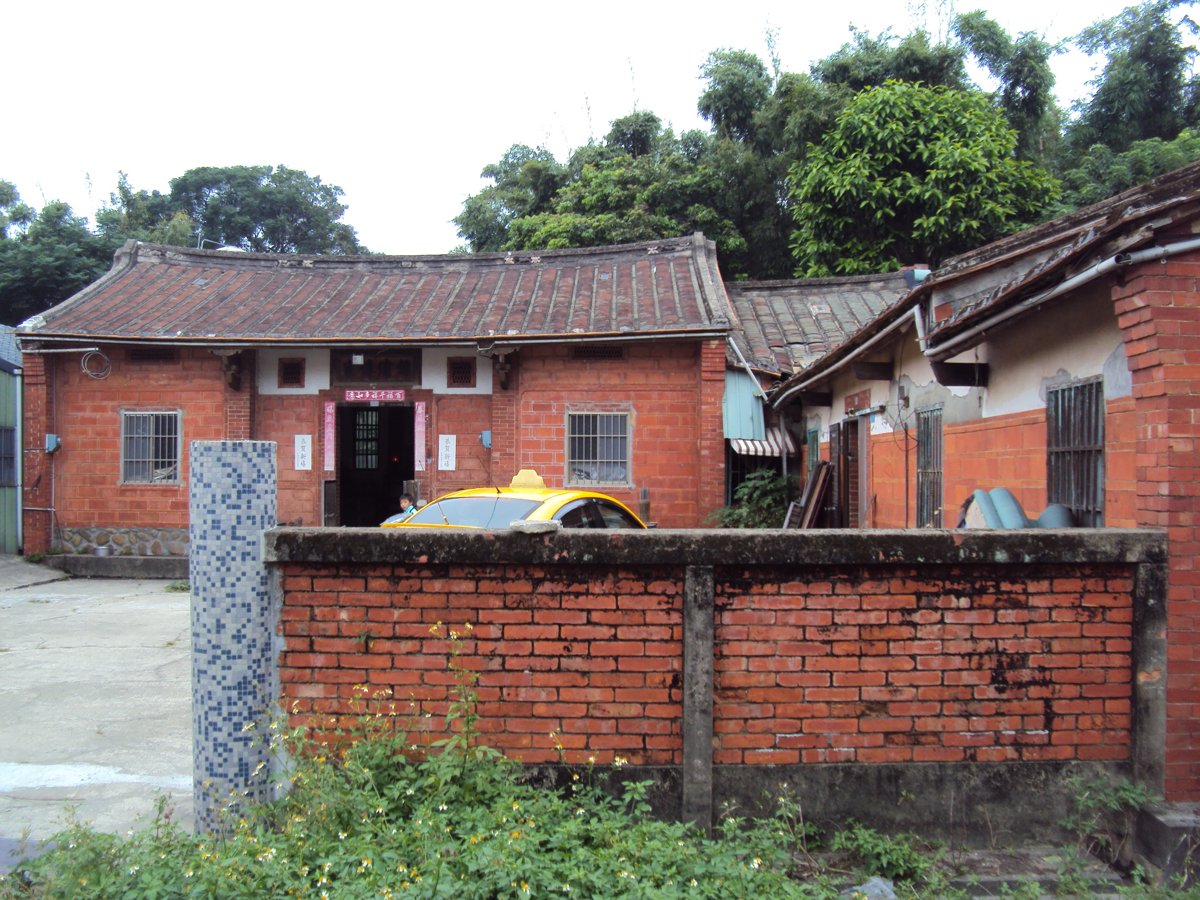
336,405,415,526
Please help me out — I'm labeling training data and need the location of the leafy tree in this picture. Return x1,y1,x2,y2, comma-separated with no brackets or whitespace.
454,145,565,252
1067,0,1200,155
698,49,773,142
168,165,363,253
954,11,1061,162
0,181,36,240
1058,128,1200,207
812,28,969,94
95,173,193,246
503,130,748,264
0,196,116,325
787,80,1059,275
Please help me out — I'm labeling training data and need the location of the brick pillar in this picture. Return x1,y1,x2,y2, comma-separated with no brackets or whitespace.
489,357,517,482
1114,255,1200,801
698,339,727,527
223,351,253,440
21,353,52,555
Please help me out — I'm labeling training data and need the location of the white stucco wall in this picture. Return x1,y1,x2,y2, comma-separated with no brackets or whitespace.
256,348,331,395
421,347,494,395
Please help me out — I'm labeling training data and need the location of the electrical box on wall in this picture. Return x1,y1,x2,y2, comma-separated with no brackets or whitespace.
45,434,61,453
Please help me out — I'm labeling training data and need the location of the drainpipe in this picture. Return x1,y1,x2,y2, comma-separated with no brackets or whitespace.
726,337,767,399
14,365,21,554
926,237,1200,361
772,312,914,409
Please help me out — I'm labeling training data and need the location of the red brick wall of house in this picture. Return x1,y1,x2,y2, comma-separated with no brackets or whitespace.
1114,255,1200,800
427,394,494,497
23,347,228,549
507,340,724,527
943,410,1048,523
867,429,909,527
1105,395,1139,528
257,392,325,526
278,558,1135,768
827,398,1139,534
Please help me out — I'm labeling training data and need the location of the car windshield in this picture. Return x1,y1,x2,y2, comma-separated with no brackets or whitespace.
404,496,542,528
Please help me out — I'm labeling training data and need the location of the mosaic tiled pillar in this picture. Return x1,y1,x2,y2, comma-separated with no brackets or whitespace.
189,441,277,833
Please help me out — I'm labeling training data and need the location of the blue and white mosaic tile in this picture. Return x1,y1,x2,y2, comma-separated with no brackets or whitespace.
188,441,277,833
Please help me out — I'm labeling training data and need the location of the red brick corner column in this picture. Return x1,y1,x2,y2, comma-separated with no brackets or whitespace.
21,352,52,555
1114,254,1200,801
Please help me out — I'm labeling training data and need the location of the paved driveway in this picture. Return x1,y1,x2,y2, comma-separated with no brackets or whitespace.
0,563,192,869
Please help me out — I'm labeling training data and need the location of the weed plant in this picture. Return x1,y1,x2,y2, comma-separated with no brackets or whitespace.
6,625,1199,898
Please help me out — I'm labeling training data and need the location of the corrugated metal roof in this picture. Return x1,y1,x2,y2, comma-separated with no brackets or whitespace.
725,273,909,374
22,234,732,345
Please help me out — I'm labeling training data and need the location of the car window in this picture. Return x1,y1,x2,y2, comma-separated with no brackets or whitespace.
405,496,541,528
594,500,643,528
556,499,599,528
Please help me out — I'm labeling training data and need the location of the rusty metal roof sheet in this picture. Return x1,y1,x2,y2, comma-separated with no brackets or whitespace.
23,234,732,345
725,273,909,375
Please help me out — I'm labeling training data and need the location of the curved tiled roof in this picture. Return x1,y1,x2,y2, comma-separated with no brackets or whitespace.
725,273,909,375
23,234,732,346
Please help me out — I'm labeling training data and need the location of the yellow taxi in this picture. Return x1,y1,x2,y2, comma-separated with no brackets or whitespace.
381,469,647,529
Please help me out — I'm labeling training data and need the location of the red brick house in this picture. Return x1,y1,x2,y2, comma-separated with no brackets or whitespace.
19,234,735,554
770,160,1200,801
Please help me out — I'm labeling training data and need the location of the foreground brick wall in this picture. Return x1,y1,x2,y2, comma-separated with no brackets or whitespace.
270,529,1163,786
714,566,1133,766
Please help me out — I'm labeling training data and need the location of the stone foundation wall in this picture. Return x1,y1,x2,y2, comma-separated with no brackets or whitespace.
57,526,188,557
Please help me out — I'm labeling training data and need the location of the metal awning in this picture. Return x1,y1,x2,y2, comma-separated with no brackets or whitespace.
729,427,797,457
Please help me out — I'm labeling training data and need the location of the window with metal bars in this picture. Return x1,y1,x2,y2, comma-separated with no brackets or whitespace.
1047,379,1105,527
916,406,944,527
567,412,629,485
806,427,820,478
0,427,15,487
121,411,181,483
354,409,380,470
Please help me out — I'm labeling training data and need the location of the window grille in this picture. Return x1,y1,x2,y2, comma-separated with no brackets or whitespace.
278,358,306,388
806,428,820,478
354,409,379,470
446,357,476,388
570,345,625,361
916,406,944,527
128,347,179,363
1047,379,1105,527
121,411,181,483
567,412,629,485
0,427,15,487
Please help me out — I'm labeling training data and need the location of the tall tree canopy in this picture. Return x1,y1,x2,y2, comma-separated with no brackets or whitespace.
166,165,362,254
787,81,1058,275
0,164,364,324
453,2,1200,279
954,11,1060,163
0,185,116,325
1067,0,1199,154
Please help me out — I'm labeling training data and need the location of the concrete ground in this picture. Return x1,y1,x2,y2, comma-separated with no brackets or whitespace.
0,559,192,870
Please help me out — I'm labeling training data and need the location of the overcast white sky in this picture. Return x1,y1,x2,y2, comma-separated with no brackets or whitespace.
8,0,1143,255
